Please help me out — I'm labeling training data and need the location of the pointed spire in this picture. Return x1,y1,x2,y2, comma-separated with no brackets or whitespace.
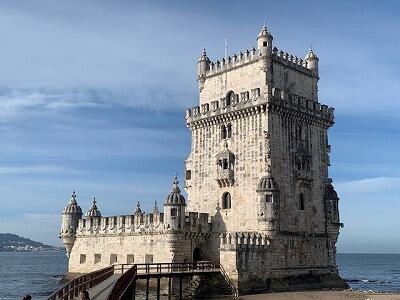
91,197,97,209
171,175,181,194
70,191,77,204
135,201,142,214
153,200,159,214
266,164,272,176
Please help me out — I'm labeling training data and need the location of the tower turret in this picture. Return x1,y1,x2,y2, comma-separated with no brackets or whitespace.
256,166,280,237
197,49,210,92
86,197,101,217
163,176,186,231
305,47,319,101
257,22,273,55
60,191,82,257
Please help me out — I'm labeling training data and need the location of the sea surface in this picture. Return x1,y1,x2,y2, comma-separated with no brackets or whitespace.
1,252,400,300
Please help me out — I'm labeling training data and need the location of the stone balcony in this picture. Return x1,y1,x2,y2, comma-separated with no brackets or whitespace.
216,169,234,188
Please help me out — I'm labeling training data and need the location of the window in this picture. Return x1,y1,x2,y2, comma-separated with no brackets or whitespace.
221,124,232,140
186,170,192,180
110,254,118,264
263,41,268,47
265,194,273,203
221,125,227,139
94,254,101,264
145,254,153,263
298,194,305,211
170,208,177,217
296,125,303,140
80,254,86,264
226,91,234,106
127,254,134,264
222,159,228,170
222,192,232,209
227,123,232,138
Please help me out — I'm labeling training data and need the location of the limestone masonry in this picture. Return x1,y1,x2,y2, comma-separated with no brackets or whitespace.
60,24,345,294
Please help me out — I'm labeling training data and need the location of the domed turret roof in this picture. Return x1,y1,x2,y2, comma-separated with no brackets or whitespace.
305,46,318,60
165,176,186,206
86,197,101,217
63,191,83,215
257,22,272,39
257,167,280,192
198,48,210,63
324,182,339,200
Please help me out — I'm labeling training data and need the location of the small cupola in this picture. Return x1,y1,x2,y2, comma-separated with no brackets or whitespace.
304,46,319,75
257,173,280,192
165,176,186,206
63,191,83,215
197,48,211,78
257,22,273,51
86,197,101,217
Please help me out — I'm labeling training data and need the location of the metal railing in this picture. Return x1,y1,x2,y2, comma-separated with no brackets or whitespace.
217,262,239,298
47,266,114,300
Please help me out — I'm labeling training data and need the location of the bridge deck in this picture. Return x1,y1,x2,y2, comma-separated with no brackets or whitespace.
72,275,121,300
72,269,220,300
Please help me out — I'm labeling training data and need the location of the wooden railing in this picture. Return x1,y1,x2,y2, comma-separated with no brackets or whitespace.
47,266,114,300
106,261,218,300
107,265,137,300
48,261,227,300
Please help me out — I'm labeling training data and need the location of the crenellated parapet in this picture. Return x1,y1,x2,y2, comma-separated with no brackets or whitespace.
75,210,211,237
219,232,273,252
186,87,265,128
271,48,313,76
186,87,334,129
205,48,261,78
268,89,335,126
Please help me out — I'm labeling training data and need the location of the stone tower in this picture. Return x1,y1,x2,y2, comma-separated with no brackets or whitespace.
60,191,82,257
185,24,344,292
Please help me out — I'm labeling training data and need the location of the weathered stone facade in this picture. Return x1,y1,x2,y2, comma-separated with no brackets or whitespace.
60,24,345,294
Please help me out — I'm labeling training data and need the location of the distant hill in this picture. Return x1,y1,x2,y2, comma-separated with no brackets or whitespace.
0,233,61,252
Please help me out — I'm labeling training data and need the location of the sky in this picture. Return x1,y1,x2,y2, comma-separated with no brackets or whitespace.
0,0,399,253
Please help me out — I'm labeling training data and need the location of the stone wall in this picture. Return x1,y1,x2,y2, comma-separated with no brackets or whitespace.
68,232,206,273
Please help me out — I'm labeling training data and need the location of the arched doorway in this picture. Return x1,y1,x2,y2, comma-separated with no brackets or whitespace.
193,247,202,263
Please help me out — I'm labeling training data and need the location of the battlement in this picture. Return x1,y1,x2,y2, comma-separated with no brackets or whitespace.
186,86,334,127
202,46,314,80
270,88,335,124
272,48,312,76
75,210,210,237
219,232,273,252
204,48,261,78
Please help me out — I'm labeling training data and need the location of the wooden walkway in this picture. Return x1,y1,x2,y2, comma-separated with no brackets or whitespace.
48,262,238,300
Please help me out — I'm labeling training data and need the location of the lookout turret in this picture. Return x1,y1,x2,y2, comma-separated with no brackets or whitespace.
197,49,210,91
60,191,82,257
257,22,273,55
163,176,186,231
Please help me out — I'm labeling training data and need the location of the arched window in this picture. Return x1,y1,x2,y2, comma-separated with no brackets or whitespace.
226,91,234,106
222,192,232,209
296,125,303,140
265,194,273,203
221,125,227,140
171,208,177,217
227,123,232,138
298,194,305,211
222,159,228,170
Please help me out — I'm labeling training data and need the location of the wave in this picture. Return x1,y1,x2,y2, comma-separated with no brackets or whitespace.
345,278,386,284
